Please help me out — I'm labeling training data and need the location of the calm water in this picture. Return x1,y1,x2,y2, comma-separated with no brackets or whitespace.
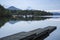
0,15,60,40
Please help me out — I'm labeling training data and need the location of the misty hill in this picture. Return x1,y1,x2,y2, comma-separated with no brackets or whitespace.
7,6,20,10
52,12,60,15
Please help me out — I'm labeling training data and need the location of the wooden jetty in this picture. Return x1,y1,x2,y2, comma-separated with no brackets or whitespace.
0,26,57,40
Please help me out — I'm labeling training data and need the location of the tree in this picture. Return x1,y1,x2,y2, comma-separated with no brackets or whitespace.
0,5,5,17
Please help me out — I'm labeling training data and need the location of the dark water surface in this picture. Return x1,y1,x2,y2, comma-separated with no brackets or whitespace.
0,15,60,40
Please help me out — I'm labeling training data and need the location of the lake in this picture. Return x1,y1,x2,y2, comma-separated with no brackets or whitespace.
0,15,60,40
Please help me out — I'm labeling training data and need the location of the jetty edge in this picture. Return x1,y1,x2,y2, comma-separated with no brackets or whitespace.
0,26,57,40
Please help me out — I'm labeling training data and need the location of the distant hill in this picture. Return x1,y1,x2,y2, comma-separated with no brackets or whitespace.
7,6,21,10
51,12,60,15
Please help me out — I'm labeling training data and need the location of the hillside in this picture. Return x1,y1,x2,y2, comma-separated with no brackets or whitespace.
7,6,20,10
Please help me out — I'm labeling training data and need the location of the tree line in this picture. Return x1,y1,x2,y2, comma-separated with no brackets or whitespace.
0,4,53,18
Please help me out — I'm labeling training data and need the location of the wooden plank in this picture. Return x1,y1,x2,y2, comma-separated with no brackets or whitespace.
0,26,57,40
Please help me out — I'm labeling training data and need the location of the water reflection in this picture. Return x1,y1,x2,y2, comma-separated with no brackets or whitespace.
0,15,60,40
0,17,50,27
0,17,10,27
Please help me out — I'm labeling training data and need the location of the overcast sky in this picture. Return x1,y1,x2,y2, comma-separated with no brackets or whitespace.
0,0,60,12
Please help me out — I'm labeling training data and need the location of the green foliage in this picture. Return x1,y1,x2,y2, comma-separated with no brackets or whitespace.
0,5,12,18
0,5,5,16
0,5,11,27
10,10,53,16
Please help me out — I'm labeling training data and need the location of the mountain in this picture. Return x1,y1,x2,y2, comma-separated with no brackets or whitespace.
51,12,60,15
7,6,20,10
